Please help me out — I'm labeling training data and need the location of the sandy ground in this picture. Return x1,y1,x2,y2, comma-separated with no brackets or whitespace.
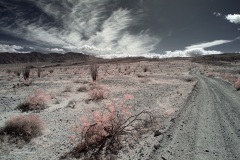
0,59,239,160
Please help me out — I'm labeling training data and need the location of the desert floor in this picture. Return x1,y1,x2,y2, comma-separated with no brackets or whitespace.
0,59,240,160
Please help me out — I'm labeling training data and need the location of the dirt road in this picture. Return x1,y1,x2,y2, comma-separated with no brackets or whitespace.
150,74,240,160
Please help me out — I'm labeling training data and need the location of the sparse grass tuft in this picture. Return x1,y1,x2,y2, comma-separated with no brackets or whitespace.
0,114,43,142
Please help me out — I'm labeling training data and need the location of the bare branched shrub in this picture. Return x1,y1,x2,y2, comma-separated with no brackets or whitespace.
23,66,31,80
66,94,154,159
17,89,52,112
1,114,43,141
235,78,240,91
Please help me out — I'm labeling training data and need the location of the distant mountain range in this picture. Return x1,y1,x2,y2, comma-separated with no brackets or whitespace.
0,52,90,64
0,52,240,64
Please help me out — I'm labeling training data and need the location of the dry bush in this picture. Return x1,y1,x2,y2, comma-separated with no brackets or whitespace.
91,64,98,81
235,78,240,91
6,69,12,74
1,114,43,141
73,79,81,83
87,85,107,101
22,79,32,86
183,76,194,82
207,72,215,77
220,73,238,84
14,69,21,77
37,68,42,78
23,66,31,80
143,66,148,72
77,85,88,92
90,63,98,81
17,89,52,112
49,69,54,73
66,94,154,159
63,85,72,92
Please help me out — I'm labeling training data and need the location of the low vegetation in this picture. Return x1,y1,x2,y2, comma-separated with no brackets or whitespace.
235,78,240,91
17,89,52,112
64,94,155,159
87,85,107,101
0,114,43,142
90,63,98,81
23,66,31,80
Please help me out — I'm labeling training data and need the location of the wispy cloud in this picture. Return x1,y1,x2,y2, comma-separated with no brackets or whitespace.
0,0,159,56
185,39,234,50
225,14,240,24
48,48,64,53
213,12,222,17
0,44,23,52
161,48,222,58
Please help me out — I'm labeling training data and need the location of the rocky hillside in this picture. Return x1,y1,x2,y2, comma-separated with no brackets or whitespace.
0,52,90,64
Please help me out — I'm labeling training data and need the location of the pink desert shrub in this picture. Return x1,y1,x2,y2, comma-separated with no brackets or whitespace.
67,94,154,159
17,89,52,112
207,72,215,77
87,85,107,101
1,114,43,141
220,73,238,84
235,78,240,91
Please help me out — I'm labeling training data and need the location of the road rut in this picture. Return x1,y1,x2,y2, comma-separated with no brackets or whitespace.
150,74,240,160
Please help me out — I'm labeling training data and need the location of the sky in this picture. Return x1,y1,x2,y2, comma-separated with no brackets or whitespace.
0,0,240,58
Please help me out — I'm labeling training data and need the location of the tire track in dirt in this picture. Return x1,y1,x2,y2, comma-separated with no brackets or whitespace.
150,74,240,160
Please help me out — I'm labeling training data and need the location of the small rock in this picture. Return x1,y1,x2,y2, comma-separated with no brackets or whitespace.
154,130,162,137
